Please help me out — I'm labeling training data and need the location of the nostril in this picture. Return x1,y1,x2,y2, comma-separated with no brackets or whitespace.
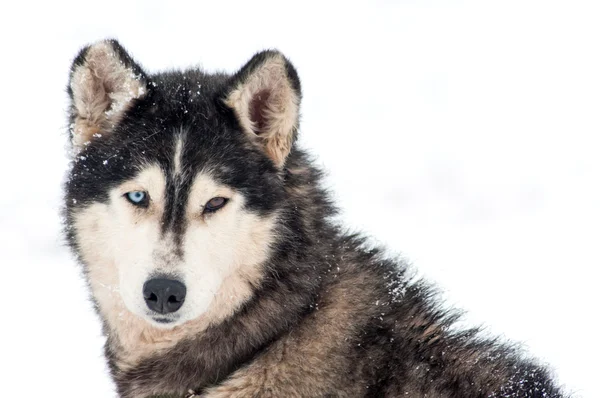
143,277,186,315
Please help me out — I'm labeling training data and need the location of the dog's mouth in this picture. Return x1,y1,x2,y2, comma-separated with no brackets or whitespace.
153,317,175,324
148,315,180,327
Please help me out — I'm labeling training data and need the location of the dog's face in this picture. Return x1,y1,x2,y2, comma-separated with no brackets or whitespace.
65,40,301,330
71,156,277,329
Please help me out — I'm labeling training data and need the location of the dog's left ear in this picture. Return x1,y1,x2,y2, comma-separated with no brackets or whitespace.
223,50,301,168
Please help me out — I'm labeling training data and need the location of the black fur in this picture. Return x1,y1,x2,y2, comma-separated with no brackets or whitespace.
64,40,567,398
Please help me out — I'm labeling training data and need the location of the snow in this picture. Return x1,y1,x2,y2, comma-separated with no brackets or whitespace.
1,1,598,396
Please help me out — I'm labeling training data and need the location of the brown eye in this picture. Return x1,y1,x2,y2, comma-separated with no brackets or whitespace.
203,197,228,213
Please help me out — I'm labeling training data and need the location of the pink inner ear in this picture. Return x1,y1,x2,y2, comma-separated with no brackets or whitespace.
249,89,272,135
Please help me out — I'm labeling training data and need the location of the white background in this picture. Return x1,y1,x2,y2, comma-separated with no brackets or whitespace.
1,1,598,396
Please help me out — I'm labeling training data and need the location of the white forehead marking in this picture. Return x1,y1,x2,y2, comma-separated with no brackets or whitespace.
173,134,184,177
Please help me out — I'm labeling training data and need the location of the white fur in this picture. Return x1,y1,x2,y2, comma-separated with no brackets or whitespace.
172,134,184,177
73,164,277,364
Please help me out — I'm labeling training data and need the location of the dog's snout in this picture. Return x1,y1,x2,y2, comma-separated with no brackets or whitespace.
143,278,186,314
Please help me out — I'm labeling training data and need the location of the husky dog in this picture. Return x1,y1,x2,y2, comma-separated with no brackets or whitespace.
64,40,565,398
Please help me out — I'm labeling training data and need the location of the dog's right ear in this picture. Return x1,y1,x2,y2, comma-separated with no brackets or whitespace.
67,39,148,150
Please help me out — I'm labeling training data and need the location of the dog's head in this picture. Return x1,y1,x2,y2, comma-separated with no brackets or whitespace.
64,40,301,331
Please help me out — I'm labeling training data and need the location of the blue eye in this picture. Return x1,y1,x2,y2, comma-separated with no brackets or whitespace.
125,191,149,206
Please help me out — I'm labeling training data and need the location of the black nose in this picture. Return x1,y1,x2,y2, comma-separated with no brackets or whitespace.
143,278,186,314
